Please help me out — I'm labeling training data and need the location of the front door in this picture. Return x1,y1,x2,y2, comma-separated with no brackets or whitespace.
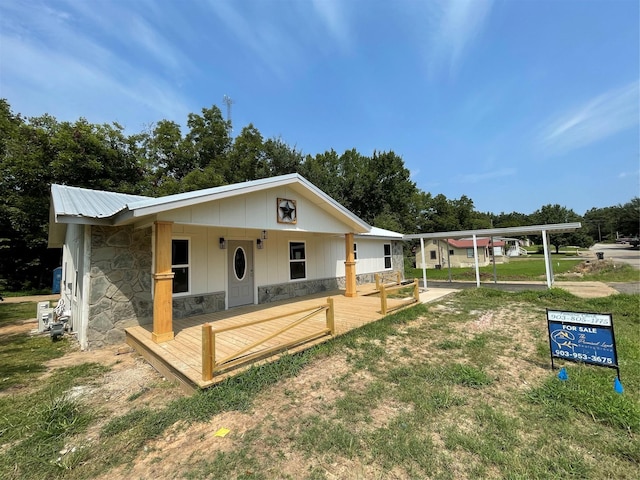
228,240,254,308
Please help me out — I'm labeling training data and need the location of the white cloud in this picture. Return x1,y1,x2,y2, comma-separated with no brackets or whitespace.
311,0,351,50
618,170,640,179
204,0,304,80
426,0,494,77
539,82,640,155
0,1,193,128
458,168,516,184
0,32,190,129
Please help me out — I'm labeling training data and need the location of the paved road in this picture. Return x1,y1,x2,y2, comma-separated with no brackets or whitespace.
591,243,640,270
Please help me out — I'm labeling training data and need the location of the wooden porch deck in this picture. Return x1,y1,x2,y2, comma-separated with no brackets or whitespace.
125,285,410,392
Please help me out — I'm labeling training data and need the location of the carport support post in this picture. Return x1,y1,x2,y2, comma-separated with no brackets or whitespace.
152,221,175,343
446,239,452,282
420,237,427,290
345,233,357,297
472,234,481,288
542,229,552,288
491,236,497,284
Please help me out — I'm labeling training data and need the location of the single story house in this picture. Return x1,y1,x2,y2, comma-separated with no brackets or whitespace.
48,174,404,350
415,237,507,269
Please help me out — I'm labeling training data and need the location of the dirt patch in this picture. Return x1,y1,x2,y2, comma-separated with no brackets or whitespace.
0,318,38,336
12,284,634,479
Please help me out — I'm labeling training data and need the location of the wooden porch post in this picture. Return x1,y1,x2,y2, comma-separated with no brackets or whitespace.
344,233,357,297
152,221,175,343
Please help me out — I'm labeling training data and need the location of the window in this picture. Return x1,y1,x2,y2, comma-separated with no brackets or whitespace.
172,239,189,294
383,244,392,269
353,243,358,260
466,248,475,258
432,240,437,245
430,251,437,260
233,247,247,281
289,242,306,280
449,249,455,256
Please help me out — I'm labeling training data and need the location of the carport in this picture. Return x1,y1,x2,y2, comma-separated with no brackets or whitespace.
404,223,582,289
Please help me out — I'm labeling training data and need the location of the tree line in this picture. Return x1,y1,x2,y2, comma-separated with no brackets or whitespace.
1,99,637,290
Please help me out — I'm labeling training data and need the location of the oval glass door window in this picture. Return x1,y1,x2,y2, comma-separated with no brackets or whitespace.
234,247,247,281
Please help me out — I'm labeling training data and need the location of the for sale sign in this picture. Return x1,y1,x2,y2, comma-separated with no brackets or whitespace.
547,309,619,374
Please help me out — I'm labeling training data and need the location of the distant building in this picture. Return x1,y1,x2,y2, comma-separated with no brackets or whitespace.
415,237,507,269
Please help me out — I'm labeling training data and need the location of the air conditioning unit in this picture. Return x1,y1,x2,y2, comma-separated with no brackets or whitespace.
37,301,54,332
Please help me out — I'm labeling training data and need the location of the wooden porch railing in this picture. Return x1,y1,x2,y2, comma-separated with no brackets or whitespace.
374,271,403,291
202,297,335,381
380,278,420,315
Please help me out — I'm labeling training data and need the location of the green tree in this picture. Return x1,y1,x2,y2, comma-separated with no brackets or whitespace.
263,137,303,176
583,206,618,242
185,105,231,172
531,204,591,253
617,198,640,238
227,124,266,183
0,101,147,289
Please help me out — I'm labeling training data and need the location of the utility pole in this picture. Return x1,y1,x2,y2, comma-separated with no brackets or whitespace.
223,95,234,137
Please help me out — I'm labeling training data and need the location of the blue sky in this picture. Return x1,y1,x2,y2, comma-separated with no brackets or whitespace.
1,0,638,216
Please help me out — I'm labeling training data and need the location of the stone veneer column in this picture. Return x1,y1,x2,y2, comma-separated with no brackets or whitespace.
152,221,174,343
88,226,152,349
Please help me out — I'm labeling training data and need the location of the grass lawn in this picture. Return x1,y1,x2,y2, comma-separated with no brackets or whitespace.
406,257,639,282
0,301,38,327
1,288,638,479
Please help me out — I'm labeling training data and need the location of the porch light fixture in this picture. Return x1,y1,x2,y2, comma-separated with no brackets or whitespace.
219,237,226,249
257,239,264,249
261,230,268,240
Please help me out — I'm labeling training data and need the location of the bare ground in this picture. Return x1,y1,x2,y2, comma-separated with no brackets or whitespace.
3,277,629,479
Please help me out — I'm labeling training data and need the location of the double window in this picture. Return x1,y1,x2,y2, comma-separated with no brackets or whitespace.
384,244,392,269
172,239,189,294
289,242,306,280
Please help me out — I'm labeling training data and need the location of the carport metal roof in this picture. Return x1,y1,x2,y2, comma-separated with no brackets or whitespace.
404,222,583,289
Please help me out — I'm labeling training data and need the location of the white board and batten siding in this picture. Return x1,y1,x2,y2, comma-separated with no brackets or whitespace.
156,188,354,234
61,223,89,349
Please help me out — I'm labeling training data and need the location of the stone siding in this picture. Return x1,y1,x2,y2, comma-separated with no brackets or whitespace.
392,240,405,278
88,226,152,349
258,272,387,304
173,292,226,319
258,278,340,303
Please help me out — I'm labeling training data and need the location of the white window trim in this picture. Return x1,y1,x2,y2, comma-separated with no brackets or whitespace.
383,243,392,270
172,237,191,296
289,240,307,281
353,242,358,261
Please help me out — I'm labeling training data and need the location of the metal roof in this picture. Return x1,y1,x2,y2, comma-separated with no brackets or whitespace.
49,174,377,235
404,223,582,240
356,226,404,239
51,184,150,222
